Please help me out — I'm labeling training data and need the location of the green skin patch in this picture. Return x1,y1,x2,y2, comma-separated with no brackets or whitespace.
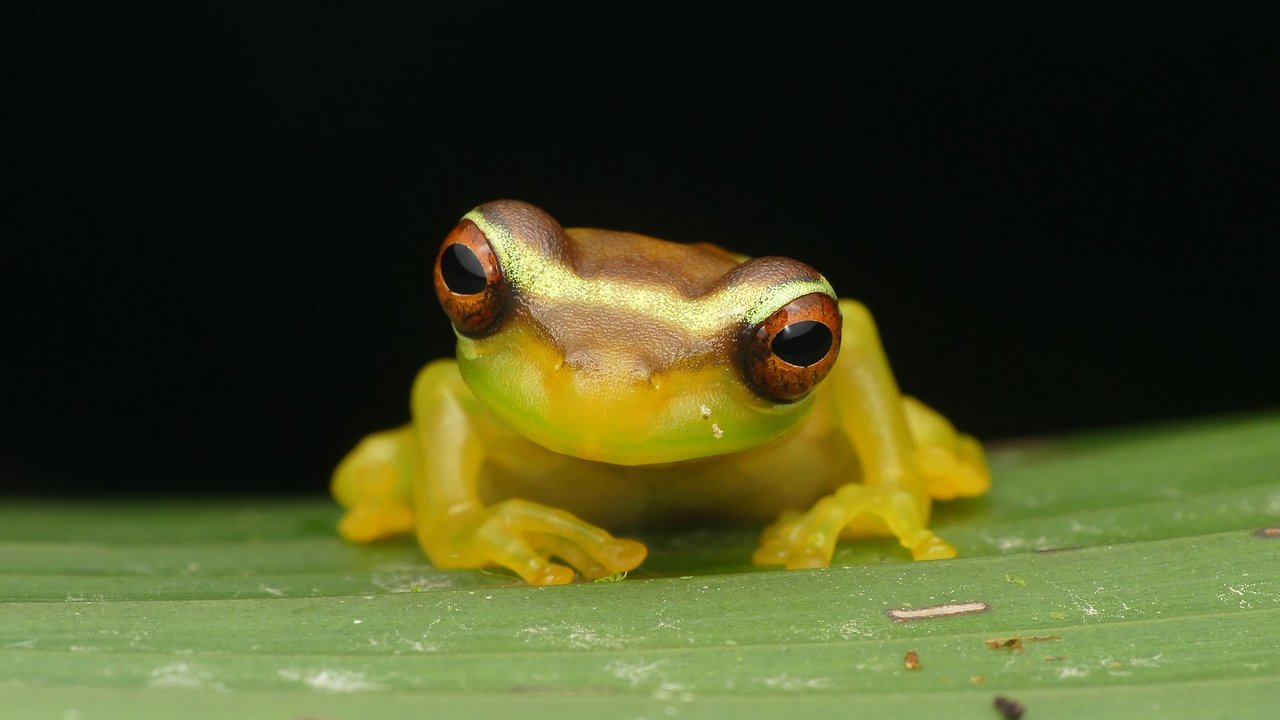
455,325,817,466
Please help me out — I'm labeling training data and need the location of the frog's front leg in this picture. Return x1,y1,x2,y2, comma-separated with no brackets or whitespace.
411,360,646,585
753,299,956,569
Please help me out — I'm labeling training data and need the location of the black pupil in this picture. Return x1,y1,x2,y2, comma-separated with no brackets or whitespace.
440,244,487,295
771,320,832,367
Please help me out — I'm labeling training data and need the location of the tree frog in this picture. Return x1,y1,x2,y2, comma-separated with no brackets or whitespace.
332,200,989,585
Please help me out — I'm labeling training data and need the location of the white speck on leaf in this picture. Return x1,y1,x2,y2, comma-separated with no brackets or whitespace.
148,662,227,692
606,659,667,688
653,681,695,702
371,565,455,593
1068,519,1102,535
1128,654,1164,668
1056,665,1090,680
1218,583,1260,608
762,674,831,690
837,620,875,639
1265,494,1280,515
520,623,629,650
277,668,383,693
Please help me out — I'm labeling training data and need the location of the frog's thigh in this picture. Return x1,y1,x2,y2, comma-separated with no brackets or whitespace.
331,425,416,543
902,396,991,500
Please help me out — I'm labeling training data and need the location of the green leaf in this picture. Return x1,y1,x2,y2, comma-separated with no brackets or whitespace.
3,414,1279,719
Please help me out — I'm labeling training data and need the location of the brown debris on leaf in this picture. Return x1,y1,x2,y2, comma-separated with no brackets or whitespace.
903,649,922,671
985,635,1061,651
994,695,1026,719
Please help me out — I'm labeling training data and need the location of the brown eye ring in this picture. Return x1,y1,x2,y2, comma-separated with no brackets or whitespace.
433,219,506,336
742,292,842,402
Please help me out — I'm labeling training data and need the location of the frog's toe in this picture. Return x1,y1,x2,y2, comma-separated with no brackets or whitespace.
530,565,577,585
338,500,414,543
873,491,960,561
497,541,577,586
909,535,957,561
532,534,647,580
533,533,607,578
784,549,833,570
750,541,791,566
954,435,991,495
753,510,841,569
752,540,836,569
600,539,647,572
756,510,804,545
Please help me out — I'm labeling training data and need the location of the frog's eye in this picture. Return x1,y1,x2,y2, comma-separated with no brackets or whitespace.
742,292,842,402
433,219,507,336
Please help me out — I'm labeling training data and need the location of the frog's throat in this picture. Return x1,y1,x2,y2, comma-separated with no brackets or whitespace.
464,210,836,332
455,332,814,466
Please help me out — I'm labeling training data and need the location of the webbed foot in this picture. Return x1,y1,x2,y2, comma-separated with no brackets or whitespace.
917,433,990,500
332,427,416,542
753,484,956,569
903,397,991,500
425,499,647,585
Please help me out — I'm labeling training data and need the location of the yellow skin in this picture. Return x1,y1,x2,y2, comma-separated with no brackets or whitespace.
332,201,989,585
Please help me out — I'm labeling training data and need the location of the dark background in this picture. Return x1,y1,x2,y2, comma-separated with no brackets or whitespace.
6,4,1278,495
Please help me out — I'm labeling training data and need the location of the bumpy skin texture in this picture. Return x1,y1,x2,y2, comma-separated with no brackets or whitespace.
331,201,990,585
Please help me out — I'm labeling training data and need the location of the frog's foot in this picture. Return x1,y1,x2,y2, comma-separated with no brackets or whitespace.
426,499,647,586
332,427,416,543
339,500,415,543
917,433,990,500
902,397,991,501
753,484,956,569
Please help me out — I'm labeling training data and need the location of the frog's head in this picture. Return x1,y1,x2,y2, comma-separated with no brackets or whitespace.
433,200,842,465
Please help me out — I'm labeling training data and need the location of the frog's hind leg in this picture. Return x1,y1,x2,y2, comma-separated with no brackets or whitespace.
331,426,417,543
815,399,989,552
903,396,990,501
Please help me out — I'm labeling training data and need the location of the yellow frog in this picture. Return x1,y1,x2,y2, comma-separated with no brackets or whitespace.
332,200,989,584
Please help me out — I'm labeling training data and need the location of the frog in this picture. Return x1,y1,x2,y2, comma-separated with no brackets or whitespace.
331,200,990,585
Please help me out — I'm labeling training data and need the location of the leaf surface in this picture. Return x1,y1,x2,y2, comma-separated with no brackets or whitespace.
2,414,1278,719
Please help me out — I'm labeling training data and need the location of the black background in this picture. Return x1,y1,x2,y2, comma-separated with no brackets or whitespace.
6,4,1279,495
